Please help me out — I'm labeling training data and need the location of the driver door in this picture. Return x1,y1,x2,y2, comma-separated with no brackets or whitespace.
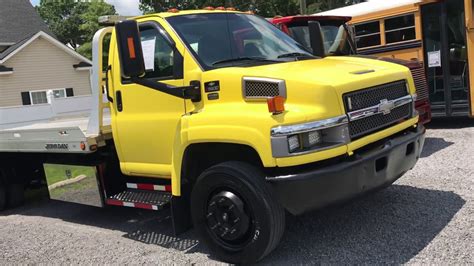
111,20,185,178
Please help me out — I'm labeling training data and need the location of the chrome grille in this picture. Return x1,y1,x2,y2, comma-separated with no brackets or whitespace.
242,77,286,99
410,66,429,101
349,104,412,138
344,80,412,139
344,80,408,111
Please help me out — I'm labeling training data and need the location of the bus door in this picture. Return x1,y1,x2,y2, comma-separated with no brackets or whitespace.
421,0,470,116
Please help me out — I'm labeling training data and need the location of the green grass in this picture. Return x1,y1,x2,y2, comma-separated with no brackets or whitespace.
44,164,96,185
49,177,96,199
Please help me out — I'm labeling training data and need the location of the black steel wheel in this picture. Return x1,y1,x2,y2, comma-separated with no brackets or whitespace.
191,161,285,264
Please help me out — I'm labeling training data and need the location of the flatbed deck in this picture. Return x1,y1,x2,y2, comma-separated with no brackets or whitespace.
0,113,112,154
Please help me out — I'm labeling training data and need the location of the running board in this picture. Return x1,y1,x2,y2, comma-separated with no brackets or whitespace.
106,189,171,211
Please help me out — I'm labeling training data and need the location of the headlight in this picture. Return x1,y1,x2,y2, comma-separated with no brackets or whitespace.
271,115,350,157
305,130,322,147
287,135,301,153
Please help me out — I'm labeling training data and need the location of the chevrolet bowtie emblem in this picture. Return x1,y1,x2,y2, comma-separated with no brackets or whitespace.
378,99,395,115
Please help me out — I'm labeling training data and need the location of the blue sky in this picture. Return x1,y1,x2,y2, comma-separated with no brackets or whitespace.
29,0,142,16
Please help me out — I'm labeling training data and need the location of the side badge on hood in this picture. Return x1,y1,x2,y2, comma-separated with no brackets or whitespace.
205,81,220,92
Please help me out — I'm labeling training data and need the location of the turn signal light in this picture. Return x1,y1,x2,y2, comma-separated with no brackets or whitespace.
127,37,136,59
267,96,285,115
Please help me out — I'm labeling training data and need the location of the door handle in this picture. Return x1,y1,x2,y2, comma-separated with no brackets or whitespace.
116,90,123,112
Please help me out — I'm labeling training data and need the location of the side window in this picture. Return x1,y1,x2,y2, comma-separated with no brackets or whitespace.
355,21,381,48
139,25,175,80
385,14,416,44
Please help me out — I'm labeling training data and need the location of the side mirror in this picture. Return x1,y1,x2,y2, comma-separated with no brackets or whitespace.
308,21,326,58
115,20,145,78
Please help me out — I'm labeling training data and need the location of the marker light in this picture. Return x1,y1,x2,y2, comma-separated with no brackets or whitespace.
267,96,285,115
204,6,215,10
216,6,226,10
226,7,236,11
168,8,179,13
127,37,136,59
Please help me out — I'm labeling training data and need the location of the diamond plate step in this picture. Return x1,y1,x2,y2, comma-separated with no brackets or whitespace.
106,189,172,211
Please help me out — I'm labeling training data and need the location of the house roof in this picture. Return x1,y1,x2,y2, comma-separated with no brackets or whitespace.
315,0,422,17
0,33,34,61
0,0,54,44
0,31,92,65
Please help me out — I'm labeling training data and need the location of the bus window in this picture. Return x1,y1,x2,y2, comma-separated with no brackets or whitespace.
355,21,381,48
385,14,416,44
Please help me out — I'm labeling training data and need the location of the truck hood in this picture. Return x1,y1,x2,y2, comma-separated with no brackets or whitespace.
251,56,411,93
207,56,412,97
202,56,413,119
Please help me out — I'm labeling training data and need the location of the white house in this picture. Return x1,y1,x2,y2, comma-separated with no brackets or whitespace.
0,0,94,129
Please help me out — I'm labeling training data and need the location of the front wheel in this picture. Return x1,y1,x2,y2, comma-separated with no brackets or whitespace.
191,161,285,264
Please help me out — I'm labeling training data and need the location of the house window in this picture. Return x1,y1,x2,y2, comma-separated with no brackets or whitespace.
385,14,416,44
52,89,66,99
21,88,74,105
355,21,381,48
30,91,48,105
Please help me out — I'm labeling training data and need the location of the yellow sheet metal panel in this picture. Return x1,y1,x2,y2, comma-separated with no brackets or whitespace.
106,12,419,196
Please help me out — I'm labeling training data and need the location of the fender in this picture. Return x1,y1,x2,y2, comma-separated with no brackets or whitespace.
169,124,277,196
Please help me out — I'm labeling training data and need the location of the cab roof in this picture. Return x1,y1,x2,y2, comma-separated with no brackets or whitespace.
134,9,246,20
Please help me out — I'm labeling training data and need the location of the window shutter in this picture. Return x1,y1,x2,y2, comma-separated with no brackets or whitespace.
66,88,74,97
21,92,31,105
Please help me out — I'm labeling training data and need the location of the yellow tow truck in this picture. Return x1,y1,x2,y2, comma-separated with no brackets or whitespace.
0,9,425,263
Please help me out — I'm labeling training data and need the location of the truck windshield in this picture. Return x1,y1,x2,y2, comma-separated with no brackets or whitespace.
167,13,314,70
287,22,355,56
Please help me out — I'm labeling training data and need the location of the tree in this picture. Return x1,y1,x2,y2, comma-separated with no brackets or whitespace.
138,0,364,16
37,0,116,59
138,0,298,16
37,0,84,49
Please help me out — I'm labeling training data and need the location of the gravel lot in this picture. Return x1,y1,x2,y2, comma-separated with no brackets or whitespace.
0,119,473,264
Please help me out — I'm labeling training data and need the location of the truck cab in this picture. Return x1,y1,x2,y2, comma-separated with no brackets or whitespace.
0,9,425,264
271,15,432,124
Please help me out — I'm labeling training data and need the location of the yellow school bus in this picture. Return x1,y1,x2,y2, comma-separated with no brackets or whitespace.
318,0,474,117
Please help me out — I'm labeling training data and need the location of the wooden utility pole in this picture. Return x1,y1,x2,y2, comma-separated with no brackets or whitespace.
300,0,307,14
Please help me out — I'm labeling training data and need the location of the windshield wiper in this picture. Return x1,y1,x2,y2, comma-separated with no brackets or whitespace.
212,57,276,66
277,52,315,59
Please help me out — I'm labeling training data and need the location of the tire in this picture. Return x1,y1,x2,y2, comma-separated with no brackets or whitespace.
191,161,285,264
0,185,6,211
6,184,25,208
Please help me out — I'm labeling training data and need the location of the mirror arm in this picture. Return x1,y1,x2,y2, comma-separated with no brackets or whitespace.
131,77,201,101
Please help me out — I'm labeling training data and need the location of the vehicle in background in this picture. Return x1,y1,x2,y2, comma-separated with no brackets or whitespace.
271,15,432,124
316,0,474,118
0,9,425,263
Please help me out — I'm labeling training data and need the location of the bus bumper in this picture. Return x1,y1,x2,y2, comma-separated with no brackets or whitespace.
266,125,425,215
416,99,432,125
